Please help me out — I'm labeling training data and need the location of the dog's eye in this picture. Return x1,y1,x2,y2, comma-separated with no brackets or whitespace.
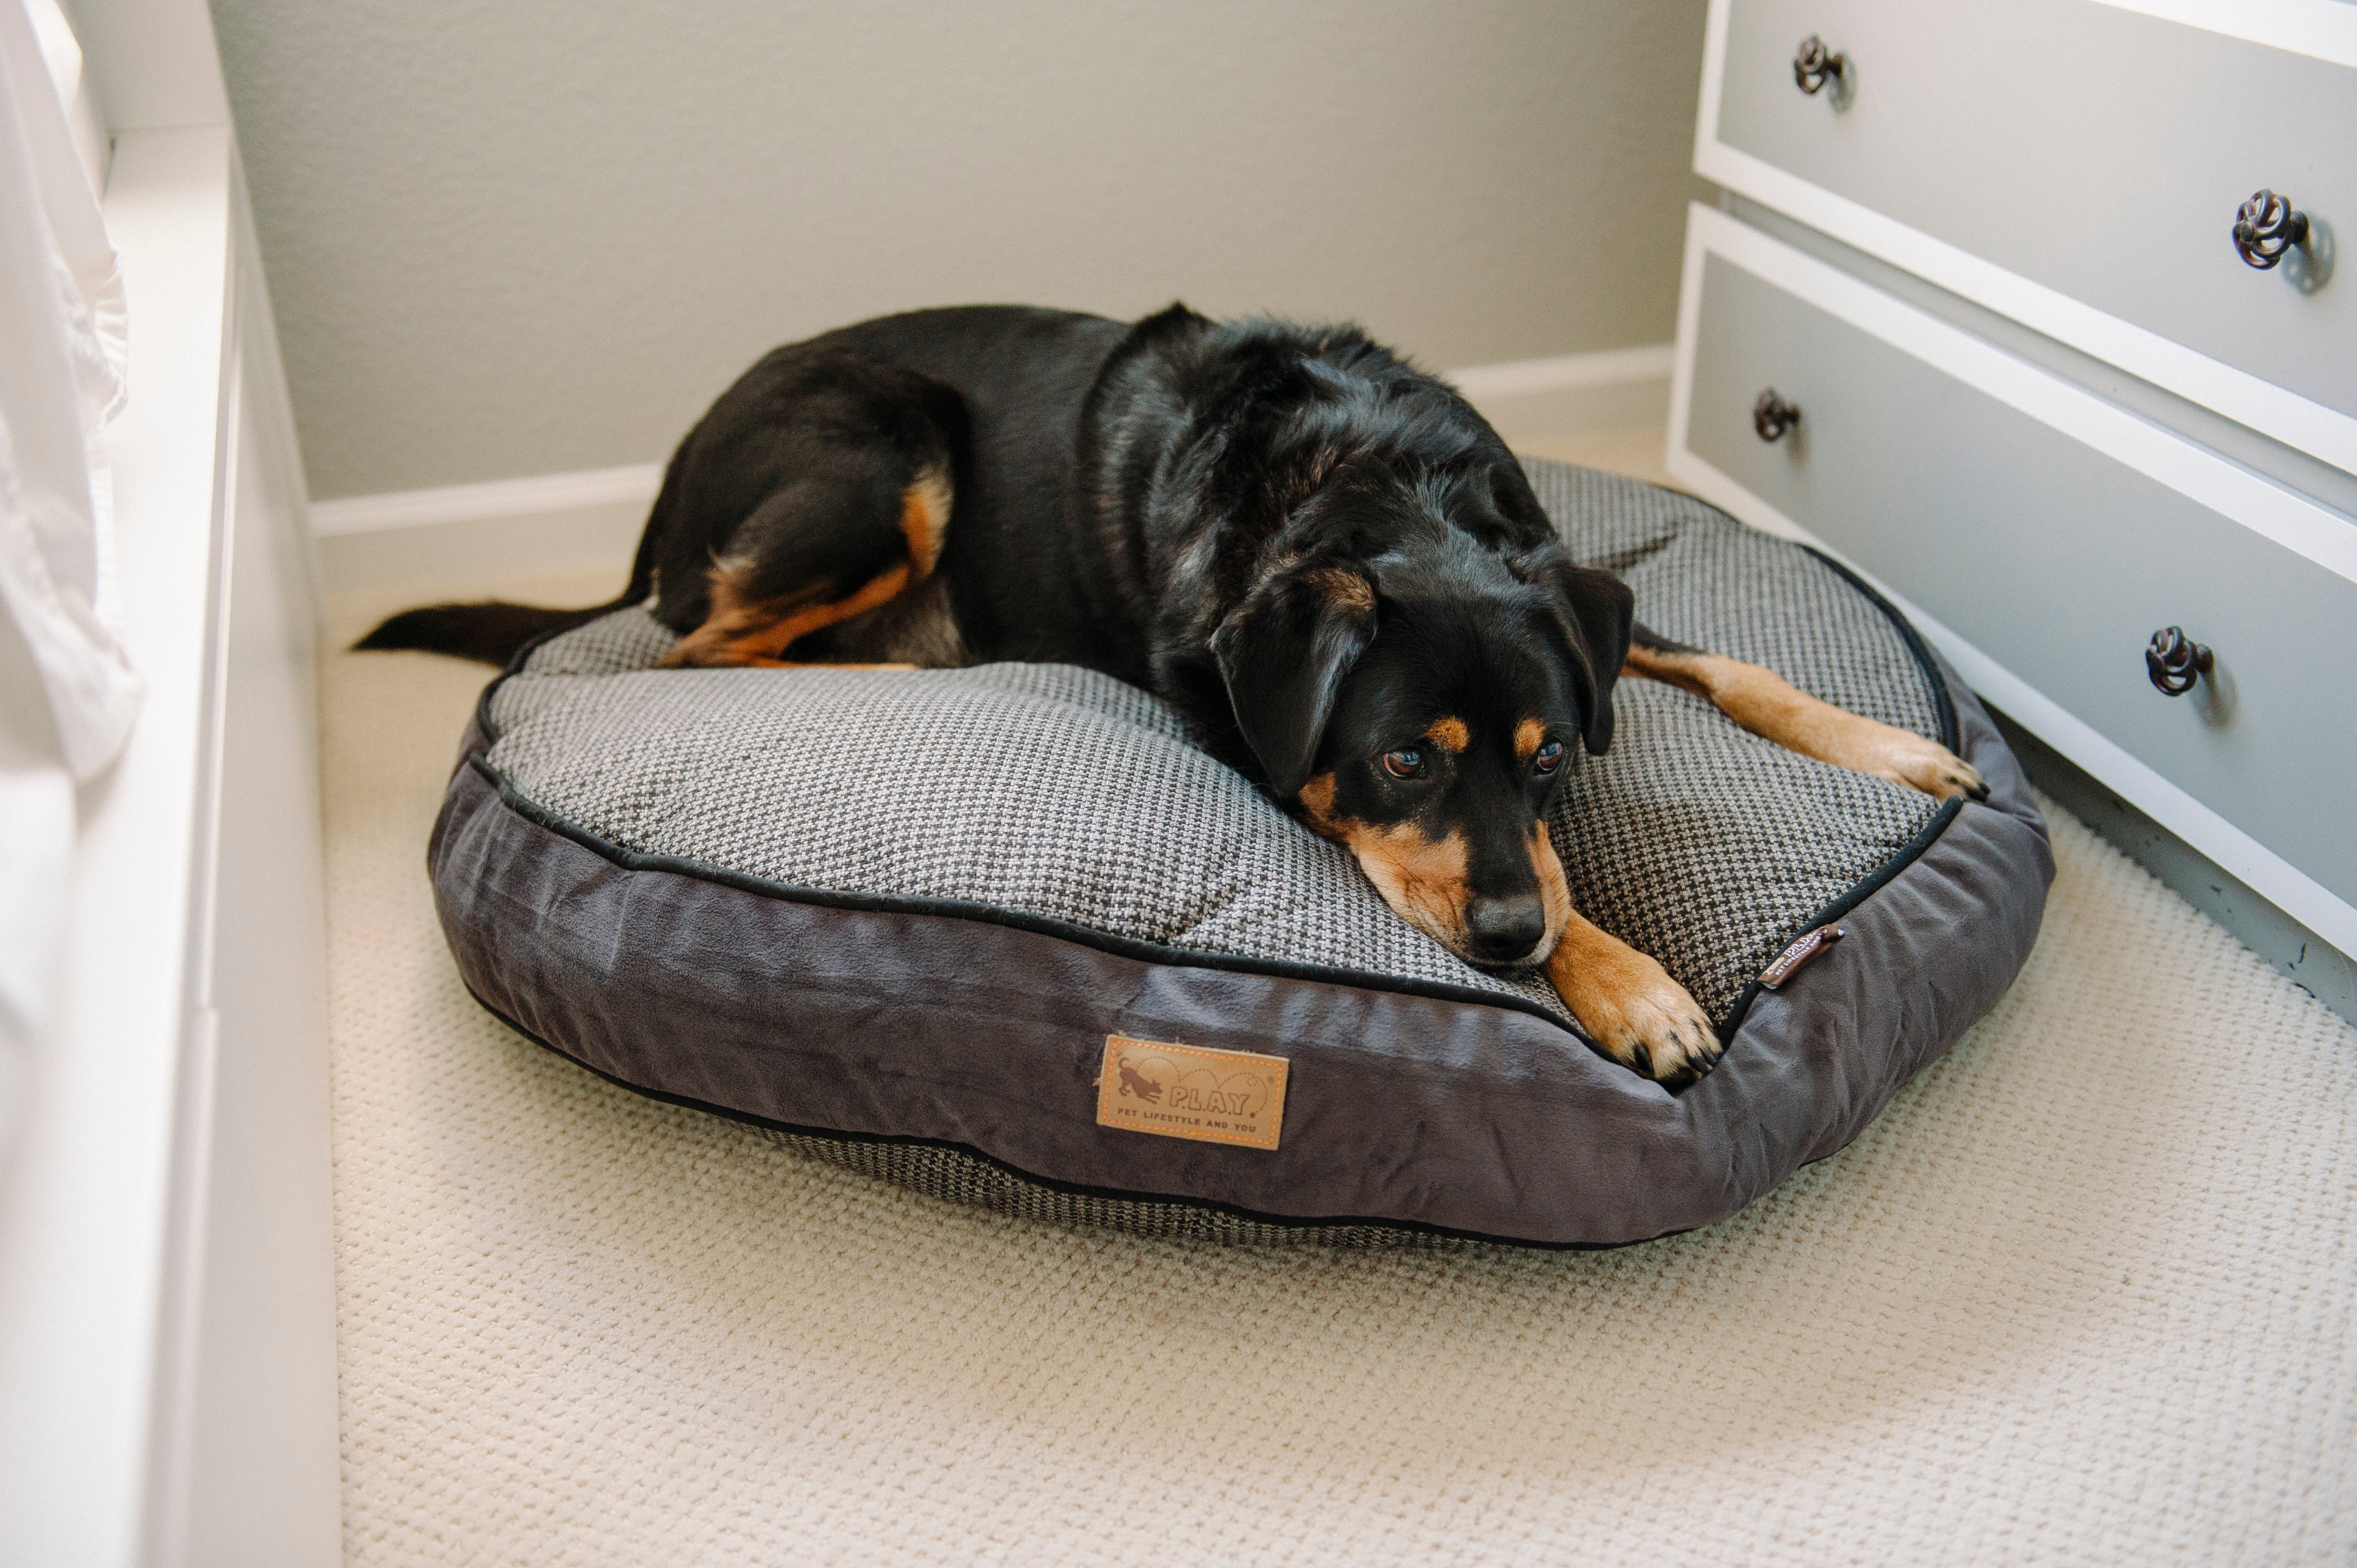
1382,748,1424,780
1533,740,1565,775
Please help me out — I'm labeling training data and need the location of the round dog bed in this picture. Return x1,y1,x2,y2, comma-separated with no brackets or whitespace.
430,460,2051,1247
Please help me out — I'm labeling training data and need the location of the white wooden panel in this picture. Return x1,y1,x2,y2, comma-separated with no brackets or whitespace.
1695,0,2357,476
0,125,338,1568
1669,202,2357,962
169,227,340,1568
0,125,234,1568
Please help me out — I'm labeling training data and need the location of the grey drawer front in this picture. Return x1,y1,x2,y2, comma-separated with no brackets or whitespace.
1717,0,2356,430
1687,251,2357,906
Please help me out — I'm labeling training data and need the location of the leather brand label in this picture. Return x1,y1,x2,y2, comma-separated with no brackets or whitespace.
1760,923,1847,989
1095,1035,1289,1151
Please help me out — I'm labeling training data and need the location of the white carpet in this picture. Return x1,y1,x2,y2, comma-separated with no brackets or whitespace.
322,577,2357,1566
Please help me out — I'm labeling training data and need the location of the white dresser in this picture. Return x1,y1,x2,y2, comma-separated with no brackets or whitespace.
1669,0,2357,1019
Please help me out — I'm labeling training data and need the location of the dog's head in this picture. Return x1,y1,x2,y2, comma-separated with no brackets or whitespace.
1210,523,1632,968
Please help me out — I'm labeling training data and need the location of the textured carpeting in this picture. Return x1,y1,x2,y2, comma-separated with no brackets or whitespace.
323,574,2356,1566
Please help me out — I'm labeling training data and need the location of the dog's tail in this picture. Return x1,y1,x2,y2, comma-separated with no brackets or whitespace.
352,596,641,666
353,454,679,666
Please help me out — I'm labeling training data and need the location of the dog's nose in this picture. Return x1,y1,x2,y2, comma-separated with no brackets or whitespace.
1463,894,1547,964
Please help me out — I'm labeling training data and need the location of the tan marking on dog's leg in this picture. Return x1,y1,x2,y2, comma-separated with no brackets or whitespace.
899,462,953,579
1622,644,1985,802
1425,716,1469,754
1531,827,1721,1086
661,563,914,669
1514,718,1545,761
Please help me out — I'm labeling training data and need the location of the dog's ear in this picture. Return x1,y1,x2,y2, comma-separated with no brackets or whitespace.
1485,461,1555,537
1209,562,1379,798
1510,542,1633,756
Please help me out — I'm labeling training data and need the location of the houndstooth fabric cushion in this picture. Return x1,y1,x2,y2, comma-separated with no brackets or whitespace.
482,460,1944,1035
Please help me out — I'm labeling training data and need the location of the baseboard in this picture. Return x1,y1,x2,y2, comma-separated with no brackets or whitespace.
310,461,663,537
1445,344,1675,449
312,462,660,598
308,344,1675,598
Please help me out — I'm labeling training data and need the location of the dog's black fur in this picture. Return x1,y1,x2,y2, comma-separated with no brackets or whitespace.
366,303,1981,1085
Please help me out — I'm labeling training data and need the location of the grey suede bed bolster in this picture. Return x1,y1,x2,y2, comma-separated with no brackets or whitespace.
429,652,2048,1248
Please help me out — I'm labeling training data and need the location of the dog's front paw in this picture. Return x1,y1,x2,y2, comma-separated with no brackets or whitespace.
1838,716,1989,801
1553,945,1724,1090
1870,729,1987,803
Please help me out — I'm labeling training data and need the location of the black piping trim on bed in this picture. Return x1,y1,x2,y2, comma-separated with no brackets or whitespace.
1711,794,1964,1040
1802,544,1960,752
466,974,1679,1254
456,509,1972,1063
1699,543,1964,1038
469,754,1599,1041
471,747,1966,1060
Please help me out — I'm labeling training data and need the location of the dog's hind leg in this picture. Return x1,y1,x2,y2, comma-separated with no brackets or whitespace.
661,461,955,669
1622,629,1987,802
656,355,964,670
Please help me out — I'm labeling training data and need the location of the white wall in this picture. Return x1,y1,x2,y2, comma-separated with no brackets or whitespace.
213,0,1711,501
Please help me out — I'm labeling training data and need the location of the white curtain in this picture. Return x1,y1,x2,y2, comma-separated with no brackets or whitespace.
0,0,136,1136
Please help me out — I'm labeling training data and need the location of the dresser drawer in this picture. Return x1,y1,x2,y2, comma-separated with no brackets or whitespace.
1698,0,2357,473
1668,204,2357,944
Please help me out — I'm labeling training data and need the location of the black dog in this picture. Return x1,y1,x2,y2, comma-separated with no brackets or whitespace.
364,304,1983,1086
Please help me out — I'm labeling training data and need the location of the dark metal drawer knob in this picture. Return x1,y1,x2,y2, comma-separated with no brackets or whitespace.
1754,389,1801,443
1793,35,1846,95
2234,189,2309,270
2146,626,2213,696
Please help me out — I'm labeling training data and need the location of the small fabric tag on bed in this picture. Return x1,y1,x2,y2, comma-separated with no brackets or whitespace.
1759,924,1848,989
1096,1035,1289,1151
